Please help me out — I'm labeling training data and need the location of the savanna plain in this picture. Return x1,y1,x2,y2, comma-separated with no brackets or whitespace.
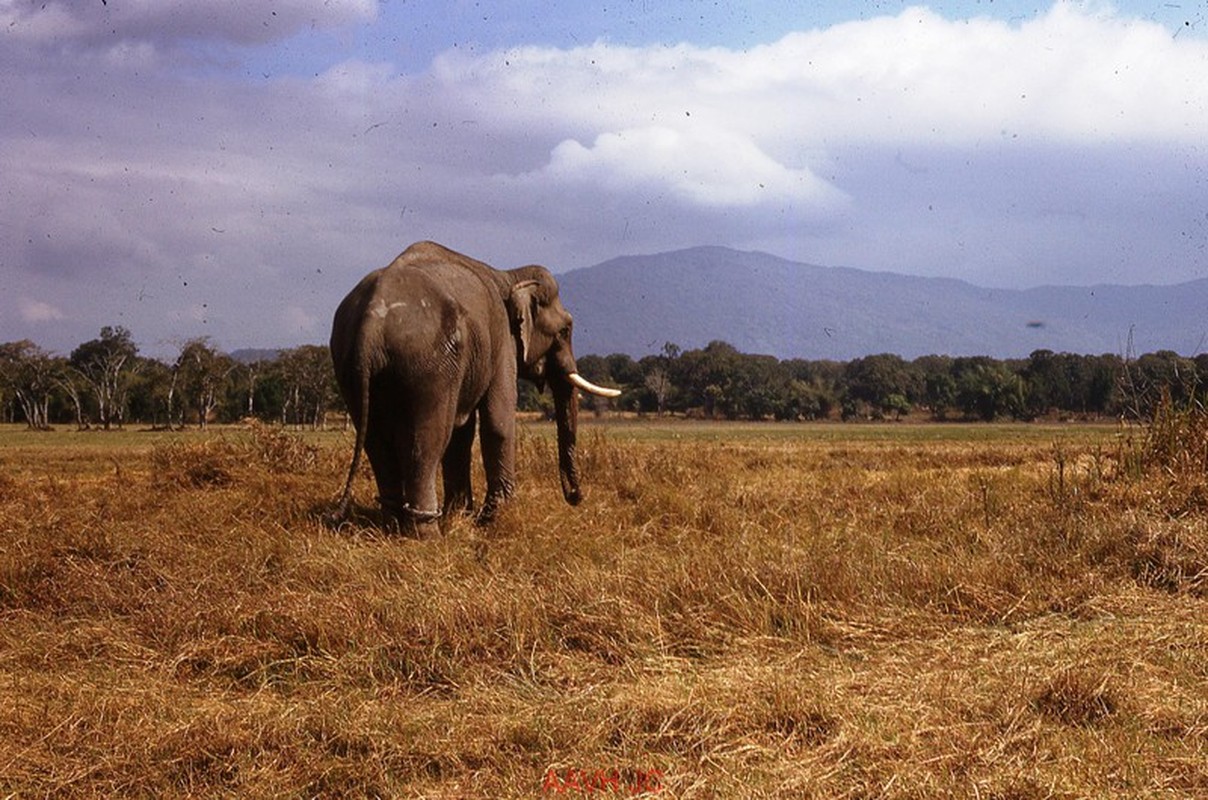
2,416,1207,798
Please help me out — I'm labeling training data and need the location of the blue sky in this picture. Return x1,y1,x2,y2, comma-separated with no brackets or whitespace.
2,1,1207,357
243,1,1206,74
251,1,1204,73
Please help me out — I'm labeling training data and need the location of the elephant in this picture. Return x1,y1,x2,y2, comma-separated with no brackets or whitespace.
328,240,620,534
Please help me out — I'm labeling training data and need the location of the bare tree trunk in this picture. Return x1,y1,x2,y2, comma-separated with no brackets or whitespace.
57,379,87,430
166,370,178,430
14,389,47,430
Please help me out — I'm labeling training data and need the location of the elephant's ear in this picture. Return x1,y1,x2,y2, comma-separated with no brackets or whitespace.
508,280,542,364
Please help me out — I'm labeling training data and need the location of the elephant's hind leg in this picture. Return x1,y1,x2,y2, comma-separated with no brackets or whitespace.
363,429,406,530
442,410,477,520
398,406,455,538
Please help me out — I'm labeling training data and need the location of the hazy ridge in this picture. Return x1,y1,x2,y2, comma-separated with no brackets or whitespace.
558,246,1208,360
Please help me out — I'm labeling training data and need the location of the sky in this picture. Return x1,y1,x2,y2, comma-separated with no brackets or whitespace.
2,0,1207,358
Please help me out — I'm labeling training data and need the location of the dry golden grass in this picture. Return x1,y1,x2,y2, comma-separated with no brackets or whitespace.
1,418,1207,797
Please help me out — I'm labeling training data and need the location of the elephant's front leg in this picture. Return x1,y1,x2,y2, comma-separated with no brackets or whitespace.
442,410,477,520
477,409,517,524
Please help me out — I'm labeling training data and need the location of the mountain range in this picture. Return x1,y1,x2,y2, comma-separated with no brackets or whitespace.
556,246,1208,361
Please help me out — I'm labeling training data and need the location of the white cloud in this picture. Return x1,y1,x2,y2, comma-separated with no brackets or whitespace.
19,298,66,323
770,2,1208,145
435,2,1208,149
526,126,847,212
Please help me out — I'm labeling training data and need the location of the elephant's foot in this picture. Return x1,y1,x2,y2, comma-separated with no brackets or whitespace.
382,502,442,537
473,507,495,526
474,493,509,526
410,518,440,538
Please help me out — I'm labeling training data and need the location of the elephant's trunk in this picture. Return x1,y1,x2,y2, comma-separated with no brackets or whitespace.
552,376,582,505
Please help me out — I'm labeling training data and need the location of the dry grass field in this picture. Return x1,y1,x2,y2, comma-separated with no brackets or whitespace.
2,416,1207,798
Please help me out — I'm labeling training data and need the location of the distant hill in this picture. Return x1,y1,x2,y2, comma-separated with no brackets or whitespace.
557,246,1208,360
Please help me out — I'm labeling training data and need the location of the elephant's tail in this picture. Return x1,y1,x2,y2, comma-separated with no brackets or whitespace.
329,364,371,527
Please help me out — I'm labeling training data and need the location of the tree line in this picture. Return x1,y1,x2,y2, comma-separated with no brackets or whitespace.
574,341,1200,422
1,328,1202,429
0,327,335,430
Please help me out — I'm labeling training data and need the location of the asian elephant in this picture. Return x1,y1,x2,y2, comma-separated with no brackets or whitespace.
328,240,620,534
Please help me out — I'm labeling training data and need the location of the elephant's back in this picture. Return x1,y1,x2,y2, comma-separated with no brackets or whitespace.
360,261,501,384
331,242,510,408
372,260,489,329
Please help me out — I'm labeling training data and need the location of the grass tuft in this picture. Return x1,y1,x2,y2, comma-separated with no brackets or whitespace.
150,438,242,488
1033,668,1120,727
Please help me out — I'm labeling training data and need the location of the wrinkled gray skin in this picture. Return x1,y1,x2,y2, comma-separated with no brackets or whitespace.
329,241,594,534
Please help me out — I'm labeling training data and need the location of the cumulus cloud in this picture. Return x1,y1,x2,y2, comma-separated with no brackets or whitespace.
524,126,847,212
773,3,1208,144
442,3,1208,147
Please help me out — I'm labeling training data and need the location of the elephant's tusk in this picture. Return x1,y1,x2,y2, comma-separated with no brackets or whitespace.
568,372,622,398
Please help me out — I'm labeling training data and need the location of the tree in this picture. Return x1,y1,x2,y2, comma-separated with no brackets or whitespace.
672,341,739,416
233,358,273,419
883,393,912,420
0,340,59,429
777,378,834,420
636,342,681,416
909,355,952,419
1080,354,1122,416
782,359,842,420
174,338,236,429
1024,350,1067,417
70,326,139,429
952,357,1026,421
643,366,674,416
55,366,89,430
727,354,786,420
127,358,178,429
605,353,645,387
844,354,919,419
275,345,336,429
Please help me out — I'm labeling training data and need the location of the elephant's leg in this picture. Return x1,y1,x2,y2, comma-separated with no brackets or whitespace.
398,403,456,538
363,428,405,530
477,405,517,524
442,410,477,519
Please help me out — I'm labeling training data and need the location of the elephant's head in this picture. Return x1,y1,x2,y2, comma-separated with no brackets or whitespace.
507,267,620,505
